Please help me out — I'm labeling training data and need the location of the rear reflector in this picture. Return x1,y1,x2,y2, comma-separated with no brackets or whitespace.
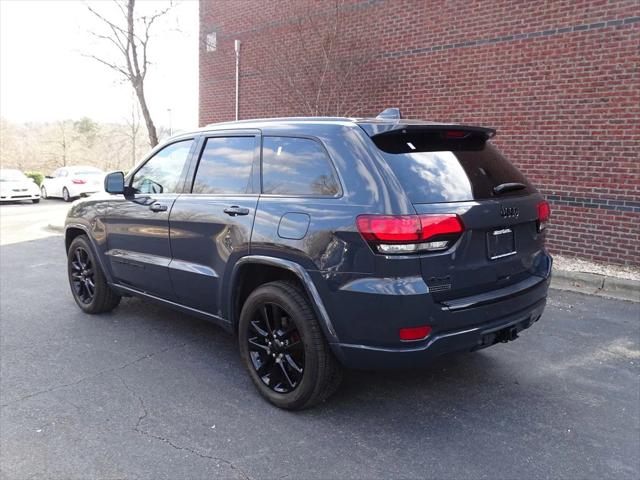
537,201,550,231
399,325,432,341
357,214,464,254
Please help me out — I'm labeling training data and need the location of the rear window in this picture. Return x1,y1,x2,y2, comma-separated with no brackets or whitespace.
72,170,103,175
373,134,534,203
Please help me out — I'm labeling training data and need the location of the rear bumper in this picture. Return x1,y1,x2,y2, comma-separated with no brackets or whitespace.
321,250,552,369
332,297,546,369
68,186,99,197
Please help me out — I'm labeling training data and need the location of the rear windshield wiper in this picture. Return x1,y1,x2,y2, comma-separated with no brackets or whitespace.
493,182,526,195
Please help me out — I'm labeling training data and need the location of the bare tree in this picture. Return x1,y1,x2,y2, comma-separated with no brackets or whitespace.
246,0,386,117
124,95,142,169
55,120,73,167
85,0,175,147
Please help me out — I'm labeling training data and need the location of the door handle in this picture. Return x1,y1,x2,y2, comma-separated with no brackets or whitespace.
223,206,250,216
149,202,168,212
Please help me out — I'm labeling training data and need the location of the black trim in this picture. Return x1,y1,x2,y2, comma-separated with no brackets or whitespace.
440,275,545,311
110,283,233,332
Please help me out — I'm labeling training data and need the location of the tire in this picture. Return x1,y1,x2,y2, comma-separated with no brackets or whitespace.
32,199,40,204
67,235,121,314
62,187,71,202
238,281,343,410
40,186,47,199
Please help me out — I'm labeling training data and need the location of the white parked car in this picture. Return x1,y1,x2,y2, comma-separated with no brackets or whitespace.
41,166,105,202
0,169,41,203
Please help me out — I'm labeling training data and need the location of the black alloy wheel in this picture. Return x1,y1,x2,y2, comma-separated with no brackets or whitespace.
238,281,343,410
67,235,121,313
247,302,305,393
70,246,95,304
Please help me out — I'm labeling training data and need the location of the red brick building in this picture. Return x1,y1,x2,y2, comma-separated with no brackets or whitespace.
199,0,640,266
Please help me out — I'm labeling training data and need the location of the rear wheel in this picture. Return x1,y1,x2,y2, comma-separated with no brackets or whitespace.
62,187,71,202
238,281,343,410
67,235,121,313
40,186,47,199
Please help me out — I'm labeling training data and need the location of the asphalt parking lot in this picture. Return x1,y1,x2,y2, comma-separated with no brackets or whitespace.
1,202,639,479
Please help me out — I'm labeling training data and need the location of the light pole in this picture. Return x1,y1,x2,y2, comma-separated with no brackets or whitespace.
234,39,241,121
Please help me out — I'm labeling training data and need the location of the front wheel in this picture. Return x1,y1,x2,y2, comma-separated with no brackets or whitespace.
67,235,121,313
238,281,343,410
62,187,71,202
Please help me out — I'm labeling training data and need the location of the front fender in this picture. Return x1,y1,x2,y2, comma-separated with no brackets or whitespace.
65,222,114,284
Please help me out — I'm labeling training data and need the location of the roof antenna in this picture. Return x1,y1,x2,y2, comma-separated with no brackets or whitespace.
376,108,401,120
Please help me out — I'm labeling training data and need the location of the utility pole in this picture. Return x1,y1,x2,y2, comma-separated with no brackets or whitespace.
234,39,241,121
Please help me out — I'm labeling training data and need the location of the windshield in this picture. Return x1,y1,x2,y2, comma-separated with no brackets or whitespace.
0,170,28,182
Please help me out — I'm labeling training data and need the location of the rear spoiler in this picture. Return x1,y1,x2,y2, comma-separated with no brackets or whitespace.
364,124,497,154
358,108,496,139
358,120,496,139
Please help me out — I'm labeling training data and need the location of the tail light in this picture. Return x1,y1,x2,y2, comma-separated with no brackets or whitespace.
537,201,550,231
356,214,464,254
71,178,86,184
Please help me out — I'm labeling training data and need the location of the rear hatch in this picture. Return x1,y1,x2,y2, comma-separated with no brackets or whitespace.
363,123,549,302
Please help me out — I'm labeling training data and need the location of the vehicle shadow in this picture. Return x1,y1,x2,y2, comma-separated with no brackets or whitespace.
1,235,536,418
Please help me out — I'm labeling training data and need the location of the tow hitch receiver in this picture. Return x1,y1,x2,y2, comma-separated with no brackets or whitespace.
496,327,519,343
477,319,534,349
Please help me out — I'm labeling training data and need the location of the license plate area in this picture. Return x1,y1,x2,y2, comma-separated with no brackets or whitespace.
487,228,516,260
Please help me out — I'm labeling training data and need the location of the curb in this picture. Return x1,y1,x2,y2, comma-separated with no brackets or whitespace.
551,269,639,303
45,224,64,234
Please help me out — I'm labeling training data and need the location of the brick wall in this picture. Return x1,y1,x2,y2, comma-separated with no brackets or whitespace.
200,0,640,266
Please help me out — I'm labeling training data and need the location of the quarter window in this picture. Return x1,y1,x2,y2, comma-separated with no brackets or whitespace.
131,140,193,194
192,136,256,194
262,137,339,196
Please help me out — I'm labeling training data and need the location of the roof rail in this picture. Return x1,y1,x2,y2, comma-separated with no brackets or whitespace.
376,108,401,120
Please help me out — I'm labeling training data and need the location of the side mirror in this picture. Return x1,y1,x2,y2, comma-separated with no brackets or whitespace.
104,171,125,194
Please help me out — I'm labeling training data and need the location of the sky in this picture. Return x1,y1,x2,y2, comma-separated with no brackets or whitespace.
0,0,199,131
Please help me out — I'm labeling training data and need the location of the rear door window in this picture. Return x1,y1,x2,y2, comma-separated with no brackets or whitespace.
372,133,533,203
262,136,340,196
192,136,257,194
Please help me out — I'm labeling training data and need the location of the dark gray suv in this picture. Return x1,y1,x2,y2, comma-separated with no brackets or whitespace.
64,109,552,409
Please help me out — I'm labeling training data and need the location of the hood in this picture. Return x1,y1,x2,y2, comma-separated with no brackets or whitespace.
0,180,39,191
